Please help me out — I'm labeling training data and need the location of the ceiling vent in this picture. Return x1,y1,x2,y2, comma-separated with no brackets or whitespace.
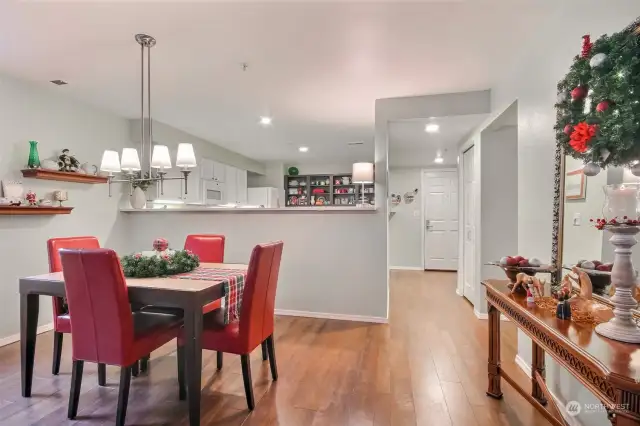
50,80,68,86
347,141,364,146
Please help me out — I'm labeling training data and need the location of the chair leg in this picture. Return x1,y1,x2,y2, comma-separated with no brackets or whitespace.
177,345,186,401
261,340,268,361
140,355,150,373
240,354,255,411
116,365,132,426
52,331,63,375
67,360,84,419
131,360,139,377
98,363,106,386
216,351,223,370
266,334,278,381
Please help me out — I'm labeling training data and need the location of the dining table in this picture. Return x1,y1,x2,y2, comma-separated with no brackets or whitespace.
19,262,248,426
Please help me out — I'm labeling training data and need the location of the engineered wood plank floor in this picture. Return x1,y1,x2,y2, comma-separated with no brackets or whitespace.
0,270,550,425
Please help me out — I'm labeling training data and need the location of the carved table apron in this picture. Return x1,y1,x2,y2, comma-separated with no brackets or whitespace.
483,279,640,426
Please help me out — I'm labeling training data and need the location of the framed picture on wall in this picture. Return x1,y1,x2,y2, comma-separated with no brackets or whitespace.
565,168,586,200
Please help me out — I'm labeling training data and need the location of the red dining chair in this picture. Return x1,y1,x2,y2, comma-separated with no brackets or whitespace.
47,237,107,383
177,241,284,411
59,248,183,425
184,234,225,315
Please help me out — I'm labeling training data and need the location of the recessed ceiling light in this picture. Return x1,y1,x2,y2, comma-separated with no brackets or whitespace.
299,146,309,153
50,80,68,86
259,116,272,126
425,123,439,133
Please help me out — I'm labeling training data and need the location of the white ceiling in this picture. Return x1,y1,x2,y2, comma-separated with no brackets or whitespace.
0,1,556,164
389,114,487,168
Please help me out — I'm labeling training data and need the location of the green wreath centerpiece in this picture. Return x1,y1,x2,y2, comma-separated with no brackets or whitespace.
121,238,200,278
555,17,640,174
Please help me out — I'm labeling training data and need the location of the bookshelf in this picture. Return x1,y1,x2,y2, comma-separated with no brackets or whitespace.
284,173,374,207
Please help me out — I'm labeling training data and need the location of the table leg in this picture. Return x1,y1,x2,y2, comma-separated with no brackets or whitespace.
183,304,203,426
532,341,547,405
486,304,503,399
21,293,39,397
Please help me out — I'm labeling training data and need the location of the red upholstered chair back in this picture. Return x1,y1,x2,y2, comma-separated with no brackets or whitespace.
47,237,100,322
238,242,283,351
184,234,225,263
59,249,135,365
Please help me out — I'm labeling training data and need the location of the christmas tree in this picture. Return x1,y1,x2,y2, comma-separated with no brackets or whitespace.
555,17,640,176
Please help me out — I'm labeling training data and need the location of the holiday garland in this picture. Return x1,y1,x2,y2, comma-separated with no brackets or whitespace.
555,17,640,169
121,246,200,278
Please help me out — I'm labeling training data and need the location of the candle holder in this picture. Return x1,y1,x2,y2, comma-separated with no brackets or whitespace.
595,184,640,343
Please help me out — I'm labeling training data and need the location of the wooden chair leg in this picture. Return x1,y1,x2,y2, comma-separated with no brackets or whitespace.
52,331,63,375
177,345,186,401
67,360,84,419
116,365,132,426
216,351,223,370
140,355,150,373
131,360,139,377
261,340,268,361
240,354,255,411
98,363,106,386
266,334,278,381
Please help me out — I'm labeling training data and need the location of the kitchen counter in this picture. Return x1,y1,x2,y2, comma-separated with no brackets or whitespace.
120,206,377,213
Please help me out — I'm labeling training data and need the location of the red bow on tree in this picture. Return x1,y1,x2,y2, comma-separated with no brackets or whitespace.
569,122,598,153
581,35,593,58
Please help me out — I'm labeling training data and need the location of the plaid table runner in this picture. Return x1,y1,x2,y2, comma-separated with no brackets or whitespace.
177,267,247,324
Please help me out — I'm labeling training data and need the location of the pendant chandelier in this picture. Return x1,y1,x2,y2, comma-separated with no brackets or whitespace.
100,34,196,197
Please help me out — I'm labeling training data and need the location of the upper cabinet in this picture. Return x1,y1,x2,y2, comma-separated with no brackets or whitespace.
224,164,247,204
201,158,226,182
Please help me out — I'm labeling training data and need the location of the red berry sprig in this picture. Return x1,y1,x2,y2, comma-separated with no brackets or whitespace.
590,216,639,230
581,34,593,58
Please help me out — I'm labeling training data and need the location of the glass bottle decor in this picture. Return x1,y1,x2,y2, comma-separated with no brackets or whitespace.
27,141,40,169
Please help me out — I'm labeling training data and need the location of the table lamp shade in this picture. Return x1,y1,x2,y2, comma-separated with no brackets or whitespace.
151,145,172,169
352,162,374,183
176,143,197,168
120,148,141,172
100,150,121,173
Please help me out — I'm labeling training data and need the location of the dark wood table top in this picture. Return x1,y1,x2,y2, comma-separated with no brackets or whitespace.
483,279,640,386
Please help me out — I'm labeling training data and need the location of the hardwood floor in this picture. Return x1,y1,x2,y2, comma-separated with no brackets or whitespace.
0,271,551,425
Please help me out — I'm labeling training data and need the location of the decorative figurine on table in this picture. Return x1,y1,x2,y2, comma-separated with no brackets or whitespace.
560,266,593,299
554,286,572,320
25,190,37,206
511,272,544,297
57,149,80,172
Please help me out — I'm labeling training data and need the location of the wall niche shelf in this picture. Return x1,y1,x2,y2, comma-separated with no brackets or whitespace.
21,169,108,184
0,206,73,215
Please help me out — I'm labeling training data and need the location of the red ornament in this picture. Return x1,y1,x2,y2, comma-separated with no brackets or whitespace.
569,122,598,153
26,190,36,206
581,35,593,58
571,86,588,101
153,238,169,252
596,100,611,112
564,124,573,135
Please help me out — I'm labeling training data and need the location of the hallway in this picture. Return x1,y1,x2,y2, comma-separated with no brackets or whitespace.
0,271,549,425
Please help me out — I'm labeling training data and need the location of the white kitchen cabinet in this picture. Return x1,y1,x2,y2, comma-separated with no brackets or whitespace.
223,165,247,204
236,168,247,204
213,161,226,182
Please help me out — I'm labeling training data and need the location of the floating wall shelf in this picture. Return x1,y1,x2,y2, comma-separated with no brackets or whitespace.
0,206,73,215
21,169,108,184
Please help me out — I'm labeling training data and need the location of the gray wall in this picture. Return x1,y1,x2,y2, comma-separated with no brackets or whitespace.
389,168,423,269
0,73,130,338
490,2,640,424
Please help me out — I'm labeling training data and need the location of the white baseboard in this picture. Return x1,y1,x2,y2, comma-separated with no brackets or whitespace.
390,266,424,271
0,322,53,348
514,354,579,426
275,309,388,324
473,309,509,322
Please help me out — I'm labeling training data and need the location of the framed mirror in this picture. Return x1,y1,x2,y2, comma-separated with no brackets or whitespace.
553,146,640,313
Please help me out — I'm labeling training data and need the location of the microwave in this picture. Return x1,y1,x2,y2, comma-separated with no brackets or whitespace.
202,180,225,205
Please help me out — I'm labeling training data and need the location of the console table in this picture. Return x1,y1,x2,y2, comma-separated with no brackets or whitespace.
483,279,640,426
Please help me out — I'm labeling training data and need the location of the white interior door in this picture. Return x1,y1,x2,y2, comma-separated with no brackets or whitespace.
423,170,459,270
463,146,476,300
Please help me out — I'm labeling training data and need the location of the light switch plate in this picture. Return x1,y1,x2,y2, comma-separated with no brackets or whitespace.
573,213,581,226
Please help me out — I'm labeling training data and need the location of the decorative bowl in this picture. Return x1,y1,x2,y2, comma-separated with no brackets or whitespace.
487,261,554,286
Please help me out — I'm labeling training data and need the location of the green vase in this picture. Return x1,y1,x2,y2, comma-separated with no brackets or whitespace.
27,140,40,169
